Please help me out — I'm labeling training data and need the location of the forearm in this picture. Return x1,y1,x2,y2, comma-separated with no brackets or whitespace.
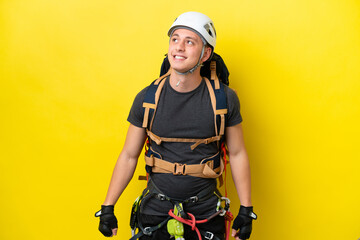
103,151,138,205
102,124,146,206
229,150,252,207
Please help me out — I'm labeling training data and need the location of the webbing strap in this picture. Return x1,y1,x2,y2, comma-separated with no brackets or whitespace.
210,61,220,90
145,155,224,178
220,114,225,136
190,136,222,150
204,78,227,137
142,103,156,128
147,177,220,205
146,130,221,150
130,216,171,240
149,75,167,131
155,68,171,85
142,72,169,128
200,229,222,240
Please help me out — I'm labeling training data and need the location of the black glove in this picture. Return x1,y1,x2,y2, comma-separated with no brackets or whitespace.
95,205,118,237
232,205,257,239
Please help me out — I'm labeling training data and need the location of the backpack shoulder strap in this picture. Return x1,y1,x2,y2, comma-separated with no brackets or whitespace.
142,71,170,129
204,77,227,138
204,60,228,137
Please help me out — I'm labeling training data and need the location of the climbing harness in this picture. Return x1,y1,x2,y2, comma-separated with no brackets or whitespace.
130,177,233,240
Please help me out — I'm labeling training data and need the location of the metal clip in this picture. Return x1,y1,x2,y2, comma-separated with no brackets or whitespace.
94,210,102,217
157,193,166,201
143,227,152,236
221,197,231,211
219,197,231,216
204,231,214,240
188,196,199,203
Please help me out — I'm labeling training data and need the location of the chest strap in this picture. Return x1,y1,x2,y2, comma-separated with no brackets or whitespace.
145,154,224,178
146,130,222,151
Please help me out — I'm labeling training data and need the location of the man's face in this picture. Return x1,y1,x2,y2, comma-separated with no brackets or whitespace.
168,28,210,73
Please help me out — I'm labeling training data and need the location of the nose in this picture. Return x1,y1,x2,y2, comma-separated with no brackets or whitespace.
176,40,185,51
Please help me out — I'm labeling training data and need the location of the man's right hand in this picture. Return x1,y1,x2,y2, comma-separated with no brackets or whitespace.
95,205,118,237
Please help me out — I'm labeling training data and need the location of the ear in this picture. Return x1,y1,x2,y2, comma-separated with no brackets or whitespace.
201,46,212,63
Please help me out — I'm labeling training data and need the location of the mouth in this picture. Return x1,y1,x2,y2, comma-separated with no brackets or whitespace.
173,55,186,60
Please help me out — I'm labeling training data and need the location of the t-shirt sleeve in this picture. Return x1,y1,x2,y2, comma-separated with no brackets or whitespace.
226,86,243,127
127,87,148,128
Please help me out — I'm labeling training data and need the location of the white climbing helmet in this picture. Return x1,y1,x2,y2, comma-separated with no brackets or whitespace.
168,12,216,50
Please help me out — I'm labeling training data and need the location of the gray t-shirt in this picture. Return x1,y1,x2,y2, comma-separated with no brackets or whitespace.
128,77,242,217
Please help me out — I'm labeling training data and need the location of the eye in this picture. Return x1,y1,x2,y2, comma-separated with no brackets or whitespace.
171,37,178,43
187,40,193,45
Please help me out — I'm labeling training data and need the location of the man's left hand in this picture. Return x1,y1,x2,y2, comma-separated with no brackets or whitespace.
231,205,257,240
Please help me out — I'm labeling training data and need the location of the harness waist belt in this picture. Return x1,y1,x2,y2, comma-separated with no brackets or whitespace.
146,177,221,204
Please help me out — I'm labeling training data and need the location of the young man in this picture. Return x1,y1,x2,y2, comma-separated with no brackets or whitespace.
96,12,256,240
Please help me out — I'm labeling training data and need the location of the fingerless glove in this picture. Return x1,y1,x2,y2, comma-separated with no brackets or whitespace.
95,205,118,237
232,205,257,239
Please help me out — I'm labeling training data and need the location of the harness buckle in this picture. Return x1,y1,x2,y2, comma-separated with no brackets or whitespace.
143,227,152,236
204,231,214,240
188,196,199,203
174,163,186,175
157,194,166,201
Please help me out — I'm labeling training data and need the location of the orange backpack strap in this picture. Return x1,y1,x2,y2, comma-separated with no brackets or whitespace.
209,60,228,137
142,72,169,129
146,129,222,150
145,149,224,178
204,77,227,138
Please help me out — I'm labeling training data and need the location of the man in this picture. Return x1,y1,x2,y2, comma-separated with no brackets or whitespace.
96,12,256,240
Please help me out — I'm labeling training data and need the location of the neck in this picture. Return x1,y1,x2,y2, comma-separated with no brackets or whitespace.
169,68,203,92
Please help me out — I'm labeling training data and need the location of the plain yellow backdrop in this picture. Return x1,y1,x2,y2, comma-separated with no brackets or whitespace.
1,0,359,239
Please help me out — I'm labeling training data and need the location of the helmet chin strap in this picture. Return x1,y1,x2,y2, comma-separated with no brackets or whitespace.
174,43,206,76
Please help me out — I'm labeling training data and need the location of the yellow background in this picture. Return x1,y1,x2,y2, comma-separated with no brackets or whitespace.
1,0,359,239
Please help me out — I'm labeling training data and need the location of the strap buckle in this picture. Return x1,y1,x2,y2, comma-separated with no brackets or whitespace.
188,196,199,203
204,231,214,240
173,163,186,175
143,227,152,236
157,193,166,201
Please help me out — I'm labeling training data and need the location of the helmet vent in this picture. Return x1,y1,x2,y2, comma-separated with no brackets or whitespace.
210,23,216,36
204,23,216,37
204,24,212,37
